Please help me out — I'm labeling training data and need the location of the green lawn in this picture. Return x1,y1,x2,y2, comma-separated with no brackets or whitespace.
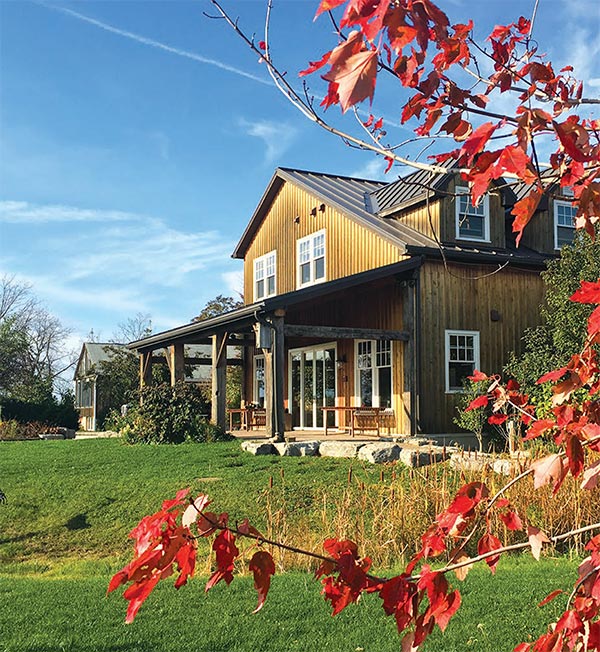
0,438,582,651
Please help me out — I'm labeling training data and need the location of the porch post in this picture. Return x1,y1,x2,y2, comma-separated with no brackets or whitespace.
272,311,286,440
402,279,418,435
140,350,153,389
263,343,274,438
168,343,185,386
211,332,227,429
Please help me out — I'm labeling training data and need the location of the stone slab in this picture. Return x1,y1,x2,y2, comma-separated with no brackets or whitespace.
273,441,320,457
357,443,401,464
241,441,276,455
319,441,365,458
399,447,446,468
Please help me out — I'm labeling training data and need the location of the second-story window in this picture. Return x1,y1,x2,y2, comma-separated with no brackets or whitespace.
297,229,326,287
455,186,490,242
254,250,276,301
554,200,577,249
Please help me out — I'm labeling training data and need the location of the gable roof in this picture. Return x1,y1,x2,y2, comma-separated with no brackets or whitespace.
232,167,438,259
74,342,130,379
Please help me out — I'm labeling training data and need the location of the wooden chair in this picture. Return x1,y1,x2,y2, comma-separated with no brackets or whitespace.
353,408,381,437
248,409,266,430
379,408,396,435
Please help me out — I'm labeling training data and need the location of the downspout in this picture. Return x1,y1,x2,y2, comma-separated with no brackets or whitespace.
254,310,284,441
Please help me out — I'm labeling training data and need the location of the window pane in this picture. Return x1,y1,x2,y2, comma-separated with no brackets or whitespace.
299,240,310,263
301,262,311,284
378,367,392,408
376,340,391,367
255,259,264,280
459,215,484,239
267,275,275,295
359,368,373,406
449,361,474,391
557,226,574,247
313,233,325,257
256,279,264,299
314,256,325,280
266,255,275,276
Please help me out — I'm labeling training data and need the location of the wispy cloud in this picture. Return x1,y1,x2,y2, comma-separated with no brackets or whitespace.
238,118,298,164
222,270,244,298
38,2,272,86
0,200,143,224
349,158,390,181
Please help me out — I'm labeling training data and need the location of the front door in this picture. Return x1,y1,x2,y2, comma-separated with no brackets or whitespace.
289,344,336,429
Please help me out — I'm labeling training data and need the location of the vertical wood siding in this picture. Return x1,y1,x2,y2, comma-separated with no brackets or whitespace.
418,261,545,433
243,182,406,302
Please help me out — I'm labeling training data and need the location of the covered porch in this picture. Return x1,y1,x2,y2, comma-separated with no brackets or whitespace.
128,258,423,440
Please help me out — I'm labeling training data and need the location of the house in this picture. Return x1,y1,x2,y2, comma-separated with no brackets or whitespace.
73,342,129,431
128,166,574,437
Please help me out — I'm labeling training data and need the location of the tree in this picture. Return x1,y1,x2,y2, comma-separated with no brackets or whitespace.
0,276,75,400
505,230,600,409
112,312,152,344
108,1,600,649
193,295,243,322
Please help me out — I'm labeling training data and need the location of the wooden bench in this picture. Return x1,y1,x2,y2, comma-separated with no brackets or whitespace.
352,408,395,437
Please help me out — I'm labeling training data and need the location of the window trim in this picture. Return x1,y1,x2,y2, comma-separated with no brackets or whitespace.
445,330,480,394
296,229,326,288
553,199,577,250
455,186,490,243
354,339,393,408
253,250,277,301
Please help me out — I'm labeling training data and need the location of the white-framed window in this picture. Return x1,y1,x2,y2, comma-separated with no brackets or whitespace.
445,330,480,393
355,340,393,407
297,229,326,287
253,355,265,407
554,200,577,249
455,186,490,242
254,250,277,301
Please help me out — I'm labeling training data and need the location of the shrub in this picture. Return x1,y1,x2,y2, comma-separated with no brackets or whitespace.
113,381,232,444
0,391,78,429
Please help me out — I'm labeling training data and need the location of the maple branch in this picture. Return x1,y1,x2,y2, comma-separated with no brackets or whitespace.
430,522,600,580
567,565,599,610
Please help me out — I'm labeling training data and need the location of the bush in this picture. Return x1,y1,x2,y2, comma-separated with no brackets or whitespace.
0,391,78,430
112,382,232,444
0,420,48,441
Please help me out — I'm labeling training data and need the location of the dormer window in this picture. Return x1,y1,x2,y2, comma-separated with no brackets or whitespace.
455,186,490,242
297,229,326,287
554,200,577,249
254,251,276,301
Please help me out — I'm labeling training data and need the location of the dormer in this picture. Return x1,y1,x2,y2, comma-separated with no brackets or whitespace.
371,169,506,250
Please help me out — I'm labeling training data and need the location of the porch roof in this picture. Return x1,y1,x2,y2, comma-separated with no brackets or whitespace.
128,257,422,352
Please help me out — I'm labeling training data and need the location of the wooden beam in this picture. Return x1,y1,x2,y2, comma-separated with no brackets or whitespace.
211,333,228,429
283,324,409,341
140,351,153,391
272,315,285,440
151,356,242,366
168,343,185,386
401,280,417,436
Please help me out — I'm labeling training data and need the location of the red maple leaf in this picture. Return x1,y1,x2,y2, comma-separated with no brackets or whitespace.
511,186,543,246
570,280,600,305
249,550,276,613
323,48,379,112
477,533,502,573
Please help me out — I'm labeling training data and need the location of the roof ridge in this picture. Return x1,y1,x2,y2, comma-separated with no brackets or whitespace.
277,166,386,184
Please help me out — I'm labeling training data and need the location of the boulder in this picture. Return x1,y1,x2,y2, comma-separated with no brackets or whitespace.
39,433,65,440
273,441,320,457
357,443,401,464
241,441,276,455
399,447,445,468
319,441,365,458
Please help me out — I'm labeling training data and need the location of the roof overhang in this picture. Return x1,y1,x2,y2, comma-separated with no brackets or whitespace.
128,257,423,352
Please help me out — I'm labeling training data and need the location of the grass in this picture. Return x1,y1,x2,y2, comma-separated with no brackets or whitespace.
0,556,578,652
0,437,591,651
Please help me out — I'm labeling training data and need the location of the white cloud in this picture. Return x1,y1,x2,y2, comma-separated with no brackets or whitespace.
38,2,272,86
238,118,298,164
0,200,143,224
222,270,244,298
349,158,390,181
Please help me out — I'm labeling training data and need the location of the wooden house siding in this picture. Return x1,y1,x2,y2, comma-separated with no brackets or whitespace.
243,182,406,302
518,206,554,255
418,261,545,433
387,198,443,242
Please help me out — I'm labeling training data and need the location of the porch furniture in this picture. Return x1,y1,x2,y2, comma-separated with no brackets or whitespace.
321,406,358,437
227,407,267,431
352,408,396,437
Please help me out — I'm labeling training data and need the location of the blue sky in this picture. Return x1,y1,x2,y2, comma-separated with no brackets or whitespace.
1,0,598,349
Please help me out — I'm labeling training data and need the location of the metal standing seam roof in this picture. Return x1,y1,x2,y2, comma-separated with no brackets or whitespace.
232,167,439,259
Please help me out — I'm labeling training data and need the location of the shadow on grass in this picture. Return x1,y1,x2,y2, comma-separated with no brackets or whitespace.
65,513,91,530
